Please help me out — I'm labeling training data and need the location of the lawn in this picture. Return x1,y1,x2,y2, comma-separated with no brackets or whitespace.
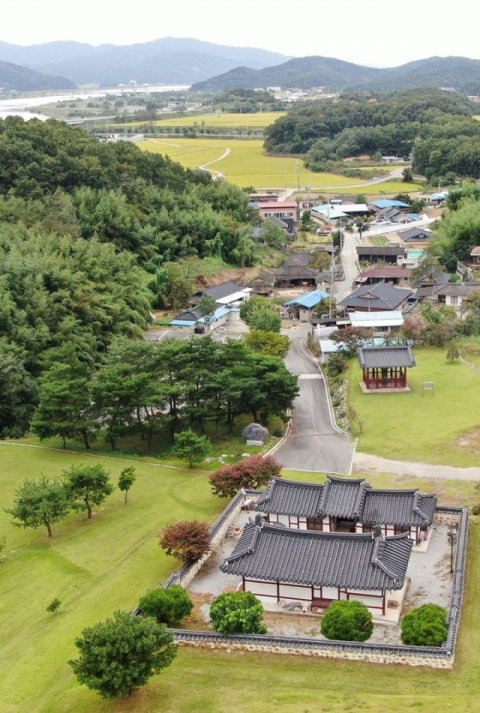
140,138,361,189
116,111,286,129
347,347,480,466
2,444,480,712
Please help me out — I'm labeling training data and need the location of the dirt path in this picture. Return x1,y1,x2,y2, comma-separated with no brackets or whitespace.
354,451,480,481
199,147,231,179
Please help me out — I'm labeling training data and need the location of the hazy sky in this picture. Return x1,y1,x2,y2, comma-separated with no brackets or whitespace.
3,0,479,67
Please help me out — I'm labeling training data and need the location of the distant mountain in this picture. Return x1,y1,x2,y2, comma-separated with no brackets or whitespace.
0,59,76,91
0,38,291,87
191,55,480,94
191,56,384,92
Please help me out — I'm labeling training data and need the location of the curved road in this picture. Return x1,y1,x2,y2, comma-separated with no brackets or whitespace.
275,326,354,474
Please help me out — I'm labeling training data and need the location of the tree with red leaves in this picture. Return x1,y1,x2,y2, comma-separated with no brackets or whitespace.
158,520,210,563
209,455,282,499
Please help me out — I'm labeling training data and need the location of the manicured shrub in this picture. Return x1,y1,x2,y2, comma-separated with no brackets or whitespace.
210,591,267,635
320,600,374,642
139,585,193,626
209,455,282,499
159,520,211,563
401,604,448,647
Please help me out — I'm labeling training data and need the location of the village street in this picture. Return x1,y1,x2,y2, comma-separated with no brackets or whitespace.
275,324,354,474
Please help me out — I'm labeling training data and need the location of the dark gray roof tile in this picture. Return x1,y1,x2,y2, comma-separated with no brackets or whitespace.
357,346,416,369
221,522,412,591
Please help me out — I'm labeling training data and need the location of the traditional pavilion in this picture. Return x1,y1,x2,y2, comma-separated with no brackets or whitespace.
221,519,413,615
357,346,416,392
255,476,436,546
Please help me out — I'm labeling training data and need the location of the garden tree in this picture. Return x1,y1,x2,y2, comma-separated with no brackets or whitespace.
46,598,61,615
355,217,369,239
172,429,211,467
5,476,71,537
309,251,331,271
159,520,211,563
347,406,368,434
245,330,290,358
256,218,285,248
239,296,271,323
466,289,480,317
62,463,114,519
330,327,372,358
446,342,460,362
210,591,267,635
247,308,281,333
411,256,448,287
325,352,348,378
209,455,282,499
69,611,178,700
118,466,136,505
197,294,218,324
139,586,193,626
401,604,448,647
355,194,367,205
301,210,313,230
401,316,425,345
314,296,337,317
148,263,193,310
31,345,96,449
247,353,299,422
0,338,38,438
320,600,374,642
402,167,414,182
231,225,258,267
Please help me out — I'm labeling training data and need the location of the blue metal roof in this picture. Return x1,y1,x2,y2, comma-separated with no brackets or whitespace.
169,319,197,327
198,305,237,323
284,290,330,309
372,199,410,209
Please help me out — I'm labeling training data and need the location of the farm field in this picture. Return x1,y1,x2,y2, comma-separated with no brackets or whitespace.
1,444,480,712
116,111,287,129
141,138,365,189
321,180,423,195
347,347,480,466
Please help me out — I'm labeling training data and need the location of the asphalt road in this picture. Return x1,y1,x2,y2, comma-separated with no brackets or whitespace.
275,326,354,475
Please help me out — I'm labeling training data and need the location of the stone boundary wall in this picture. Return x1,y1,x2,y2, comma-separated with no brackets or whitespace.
137,493,469,669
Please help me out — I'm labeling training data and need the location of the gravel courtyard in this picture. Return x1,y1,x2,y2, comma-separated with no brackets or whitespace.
187,514,455,645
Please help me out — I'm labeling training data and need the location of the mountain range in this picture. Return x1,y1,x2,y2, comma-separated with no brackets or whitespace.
0,59,75,92
0,38,291,87
191,55,480,94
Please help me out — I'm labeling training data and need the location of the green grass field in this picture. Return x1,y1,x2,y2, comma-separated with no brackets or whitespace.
116,111,286,129
2,444,480,712
369,236,389,246
141,138,365,189
347,347,480,466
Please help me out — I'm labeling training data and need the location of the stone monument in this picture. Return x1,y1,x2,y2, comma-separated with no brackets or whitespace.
242,423,269,447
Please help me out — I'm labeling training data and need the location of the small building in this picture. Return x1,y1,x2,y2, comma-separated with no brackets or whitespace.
425,282,480,309
357,346,416,392
258,201,299,229
357,245,405,265
274,264,320,288
255,475,436,546
398,227,433,245
189,280,251,307
338,283,412,312
354,267,412,287
284,290,330,321
349,310,404,333
170,305,240,331
220,519,413,615
371,199,410,212
245,270,276,297
470,247,480,264
375,207,413,224
311,204,348,224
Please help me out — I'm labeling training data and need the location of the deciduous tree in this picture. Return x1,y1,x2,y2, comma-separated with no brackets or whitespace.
118,466,136,505
159,520,211,563
209,455,282,499
62,463,114,519
5,476,71,537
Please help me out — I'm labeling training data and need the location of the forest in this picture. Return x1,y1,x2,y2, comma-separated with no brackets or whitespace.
0,117,261,438
264,88,480,179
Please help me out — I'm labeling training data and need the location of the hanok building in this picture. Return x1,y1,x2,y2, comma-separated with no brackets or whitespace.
357,346,416,392
255,476,436,546
338,283,412,313
220,518,413,615
354,267,412,288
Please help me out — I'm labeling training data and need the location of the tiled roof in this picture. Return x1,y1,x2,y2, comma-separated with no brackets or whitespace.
471,247,480,256
221,522,413,591
399,227,433,242
362,490,437,527
357,268,412,279
338,283,412,310
256,476,435,527
357,246,404,256
191,281,246,302
357,346,416,369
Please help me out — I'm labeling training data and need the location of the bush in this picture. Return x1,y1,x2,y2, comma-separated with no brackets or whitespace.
320,600,374,642
209,455,282,499
401,604,448,647
139,585,193,626
159,520,211,563
210,591,267,635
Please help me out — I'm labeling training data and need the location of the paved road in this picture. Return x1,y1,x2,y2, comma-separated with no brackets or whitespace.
275,326,354,474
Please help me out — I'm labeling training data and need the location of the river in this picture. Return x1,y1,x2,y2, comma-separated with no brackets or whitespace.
0,85,191,120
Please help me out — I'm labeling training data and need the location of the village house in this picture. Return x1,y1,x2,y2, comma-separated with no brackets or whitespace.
255,475,436,546
258,201,299,231
220,517,413,616
398,227,434,246
189,280,251,307
245,269,276,297
354,266,412,287
470,246,480,265
170,280,251,331
357,345,416,392
284,290,330,321
357,245,405,265
338,283,412,312
419,282,480,309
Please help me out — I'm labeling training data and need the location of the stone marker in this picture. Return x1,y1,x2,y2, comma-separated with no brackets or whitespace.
242,423,269,445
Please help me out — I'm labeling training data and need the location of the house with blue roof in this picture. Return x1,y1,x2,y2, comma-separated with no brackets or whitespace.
371,199,410,210
284,290,330,321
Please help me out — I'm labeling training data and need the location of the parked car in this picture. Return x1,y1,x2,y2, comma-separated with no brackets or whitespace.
194,326,205,334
